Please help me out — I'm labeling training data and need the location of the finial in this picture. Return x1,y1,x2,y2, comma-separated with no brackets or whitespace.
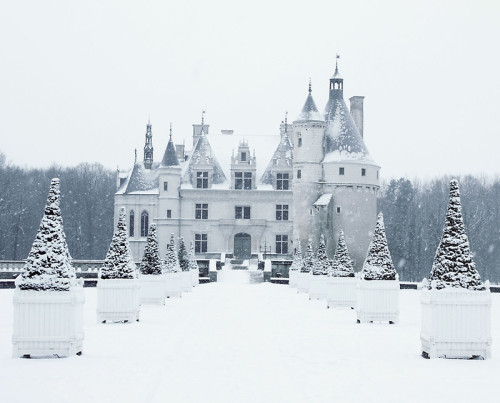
134,148,137,164
169,122,173,139
308,78,312,94
335,53,340,72
284,111,288,136
201,110,205,126
148,114,151,125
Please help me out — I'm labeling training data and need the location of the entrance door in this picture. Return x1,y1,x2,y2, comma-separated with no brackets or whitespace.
234,233,251,259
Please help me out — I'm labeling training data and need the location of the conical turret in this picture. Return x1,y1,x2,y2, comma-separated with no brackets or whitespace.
161,124,180,167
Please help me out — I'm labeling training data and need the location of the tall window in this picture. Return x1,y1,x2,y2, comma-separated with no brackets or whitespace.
241,152,246,162
235,206,251,219
129,210,134,237
276,235,288,254
297,169,301,179
277,173,289,190
163,182,168,191
195,234,207,253
276,204,289,221
166,210,172,218
297,133,302,147
235,172,252,190
339,167,345,175
140,211,149,237
361,168,366,177
195,203,208,219
196,171,208,188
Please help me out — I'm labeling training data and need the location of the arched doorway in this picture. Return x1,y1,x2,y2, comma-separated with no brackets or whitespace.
234,233,251,259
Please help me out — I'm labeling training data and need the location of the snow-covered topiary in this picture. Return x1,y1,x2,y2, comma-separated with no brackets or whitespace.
301,239,315,273
289,240,303,272
18,178,76,291
428,179,484,290
100,207,137,280
188,242,199,271
361,213,397,281
178,237,190,272
163,233,181,273
313,234,329,275
139,224,162,275
330,230,354,277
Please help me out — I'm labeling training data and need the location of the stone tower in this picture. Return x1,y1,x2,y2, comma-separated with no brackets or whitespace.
292,63,380,269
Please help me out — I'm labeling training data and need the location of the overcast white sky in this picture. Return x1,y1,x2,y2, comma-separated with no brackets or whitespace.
1,0,499,180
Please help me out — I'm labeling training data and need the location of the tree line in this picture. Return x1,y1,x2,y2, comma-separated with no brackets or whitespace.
0,155,116,261
1,154,499,282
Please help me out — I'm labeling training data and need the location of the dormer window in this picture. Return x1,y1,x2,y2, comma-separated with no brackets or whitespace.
277,173,289,190
241,152,246,162
196,171,208,188
235,172,252,190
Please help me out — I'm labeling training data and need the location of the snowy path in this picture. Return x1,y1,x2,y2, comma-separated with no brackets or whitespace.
1,282,500,402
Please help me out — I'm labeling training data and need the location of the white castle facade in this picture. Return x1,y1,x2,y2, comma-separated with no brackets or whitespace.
115,64,380,269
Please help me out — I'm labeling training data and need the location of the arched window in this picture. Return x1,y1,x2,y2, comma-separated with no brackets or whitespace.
129,210,134,237
140,211,149,237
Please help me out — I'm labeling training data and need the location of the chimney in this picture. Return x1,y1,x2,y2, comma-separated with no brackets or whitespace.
349,96,365,139
175,144,185,161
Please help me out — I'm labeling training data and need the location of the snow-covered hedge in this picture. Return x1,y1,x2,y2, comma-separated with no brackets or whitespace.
329,230,354,278
139,224,162,275
163,233,181,273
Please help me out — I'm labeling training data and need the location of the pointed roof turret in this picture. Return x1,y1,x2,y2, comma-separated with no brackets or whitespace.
323,57,373,163
260,127,293,185
161,123,180,167
295,79,323,122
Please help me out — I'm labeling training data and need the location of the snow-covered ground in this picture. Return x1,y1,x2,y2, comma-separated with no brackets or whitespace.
1,275,499,403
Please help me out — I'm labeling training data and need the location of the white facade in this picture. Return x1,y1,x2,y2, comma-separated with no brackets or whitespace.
115,66,380,269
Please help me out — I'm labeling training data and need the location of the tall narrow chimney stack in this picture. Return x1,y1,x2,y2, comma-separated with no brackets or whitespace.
349,96,365,139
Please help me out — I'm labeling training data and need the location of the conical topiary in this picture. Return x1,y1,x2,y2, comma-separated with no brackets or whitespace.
163,233,181,273
101,207,137,279
428,179,484,290
289,240,303,272
301,238,315,273
188,242,199,271
18,178,76,291
361,213,397,280
330,230,354,277
139,224,162,275
313,234,329,275
178,237,190,272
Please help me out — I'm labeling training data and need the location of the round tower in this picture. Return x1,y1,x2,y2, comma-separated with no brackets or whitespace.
292,81,326,249
322,60,380,269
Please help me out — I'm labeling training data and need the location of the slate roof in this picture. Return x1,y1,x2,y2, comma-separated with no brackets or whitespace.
260,134,293,184
161,137,180,166
182,133,226,185
295,87,323,122
119,162,160,194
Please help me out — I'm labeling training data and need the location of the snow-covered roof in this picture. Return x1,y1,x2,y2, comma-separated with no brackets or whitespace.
260,134,293,185
182,133,226,185
313,193,333,207
117,162,160,194
295,89,323,122
323,90,373,164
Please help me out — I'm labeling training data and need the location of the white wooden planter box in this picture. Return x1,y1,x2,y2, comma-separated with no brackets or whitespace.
12,286,85,358
288,270,299,288
191,268,199,287
308,274,327,300
421,286,492,359
165,272,183,298
97,279,140,323
139,274,166,305
356,279,399,324
181,270,192,293
296,272,310,294
326,276,357,308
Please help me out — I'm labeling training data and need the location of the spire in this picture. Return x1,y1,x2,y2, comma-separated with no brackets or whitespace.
201,110,205,126
284,111,288,136
161,124,180,167
143,120,154,169
295,78,323,122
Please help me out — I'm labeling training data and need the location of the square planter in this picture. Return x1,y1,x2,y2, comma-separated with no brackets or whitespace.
139,274,166,305
296,272,310,294
181,270,192,293
421,286,491,359
308,274,327,300
356,279,399,324
326,276,357,309
165,272,183,298
288,270,299,288
12,286,85,358
97,278,140,323
191,268,199,287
